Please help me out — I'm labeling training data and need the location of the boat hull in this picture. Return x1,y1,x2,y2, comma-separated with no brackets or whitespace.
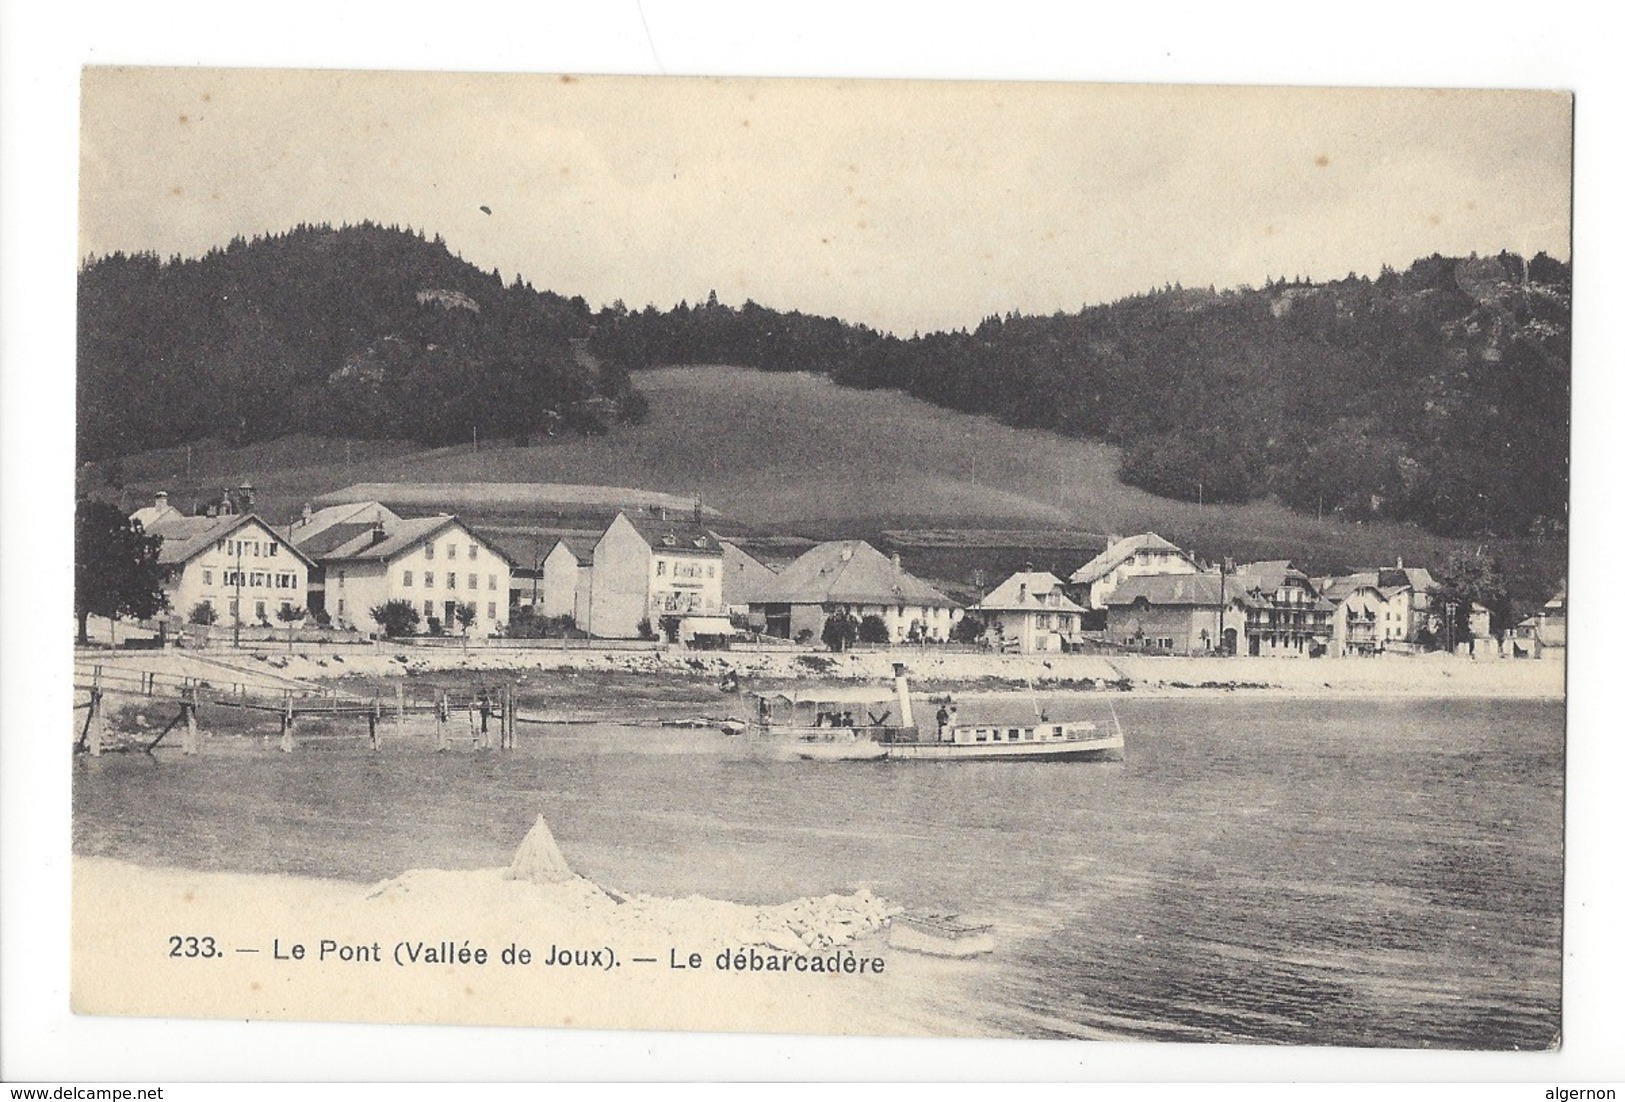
882,735,1123,762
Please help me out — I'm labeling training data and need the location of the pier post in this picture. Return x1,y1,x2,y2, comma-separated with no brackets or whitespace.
396,683,405,741
436,690,448,752
182,686,199,755
369,699,380,751
89,667,104,757
280,694,294,753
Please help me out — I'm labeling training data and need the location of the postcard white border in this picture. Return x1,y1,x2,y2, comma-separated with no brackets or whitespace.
4,0,1619,1084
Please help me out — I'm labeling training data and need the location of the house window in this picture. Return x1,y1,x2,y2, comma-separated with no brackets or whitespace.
469,545,478,561
337,570,346,588
447,543,457,561
656,560,666,576
468,574,477,589
203,569,213,585
487,602,496,619
424,572,434,587
269,544,278,556
447,573,457,589
423,600,433,617
250,572,266,588
228,598,239,618
708,564,715,578
403,571,413,587
254,600,267,620
487,574,496,590
423,543,435,561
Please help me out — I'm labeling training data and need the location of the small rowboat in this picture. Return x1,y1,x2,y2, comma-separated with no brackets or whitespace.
887,912,996,958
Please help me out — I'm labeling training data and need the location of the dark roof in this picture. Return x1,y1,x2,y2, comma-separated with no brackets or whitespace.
619,514,723,557
290,521,376,559
318,515,518,566
756,540,957,608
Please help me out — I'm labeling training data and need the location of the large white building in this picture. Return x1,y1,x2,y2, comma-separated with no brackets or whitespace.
143,512,314,629
1069,533,1201,610
313,515,514,637
584,512,726,639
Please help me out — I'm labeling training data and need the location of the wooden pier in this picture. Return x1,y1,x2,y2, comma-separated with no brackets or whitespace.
73,664,520,756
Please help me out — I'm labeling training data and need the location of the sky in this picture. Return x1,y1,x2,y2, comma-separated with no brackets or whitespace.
79,69,1572,334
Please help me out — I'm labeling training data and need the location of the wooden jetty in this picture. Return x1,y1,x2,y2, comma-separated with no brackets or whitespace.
73,664,520,756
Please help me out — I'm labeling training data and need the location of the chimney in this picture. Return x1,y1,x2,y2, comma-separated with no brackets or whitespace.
1019,581,1028,600
238,482,256,511
1396,555,1404,569
840,546,853,563
892,663,915,730
1106,532,1122,550
300,502,313,527
891,552,902,572
370,520,388,546
154,490,169,511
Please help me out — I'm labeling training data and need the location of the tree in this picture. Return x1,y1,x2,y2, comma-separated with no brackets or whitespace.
658,614,682,643
188,601,217,626
950,613,986,645
75,498,166,645
277,604,306,652
370,599,421,638
454,601,477,649
857,614,891,645
821,609,858,652
1428,550,1510,652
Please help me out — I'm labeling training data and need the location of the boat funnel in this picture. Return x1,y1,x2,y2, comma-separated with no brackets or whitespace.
893,662,914,729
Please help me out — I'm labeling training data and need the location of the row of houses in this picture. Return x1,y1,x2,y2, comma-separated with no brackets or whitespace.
130,489,1563,658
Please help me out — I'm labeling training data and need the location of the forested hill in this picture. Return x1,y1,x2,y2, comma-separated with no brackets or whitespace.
590,253,1571,539
77,222,647,463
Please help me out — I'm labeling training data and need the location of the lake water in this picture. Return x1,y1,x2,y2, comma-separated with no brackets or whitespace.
73,694,1563,1049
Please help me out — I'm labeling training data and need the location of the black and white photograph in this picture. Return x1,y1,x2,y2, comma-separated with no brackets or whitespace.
4,6,1616,1086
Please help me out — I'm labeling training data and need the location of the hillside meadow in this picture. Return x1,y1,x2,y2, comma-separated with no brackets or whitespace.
82,365,1567,604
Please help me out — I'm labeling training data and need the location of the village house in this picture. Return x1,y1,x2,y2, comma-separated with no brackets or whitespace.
716,538,779,628
1103,572,1248,655
311,514,514,637
751,540,960,644
129,490,184,532
535,536,595,623
1068,532,1202,612
1514,583,1566,659
282,501,404,622
1232,561,1334,657
584,512,726,640
1316,560,1440,656
973,571,1087,653
140,510,315,630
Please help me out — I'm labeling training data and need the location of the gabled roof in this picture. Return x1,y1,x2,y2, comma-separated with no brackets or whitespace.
718,540,779,606
291,521,376,559
544,536,598,564
286,501,402,547
1069,533,1190,585
976,571,1085,613
145,513,316,570
1106,572,1241,608
1315,572,1381,604
755,540,957,608
611,513,724,557
1232,560,1310,593
317,515,517,566
130,503,183,531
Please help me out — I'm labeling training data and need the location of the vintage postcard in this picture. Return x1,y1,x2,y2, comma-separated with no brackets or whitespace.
68,68,1570,1054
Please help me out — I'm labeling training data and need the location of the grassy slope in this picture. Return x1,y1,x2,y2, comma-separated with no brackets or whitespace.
86,366,1566,605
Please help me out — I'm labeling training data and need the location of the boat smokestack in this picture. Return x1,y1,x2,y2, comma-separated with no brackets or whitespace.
892,662,914,730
